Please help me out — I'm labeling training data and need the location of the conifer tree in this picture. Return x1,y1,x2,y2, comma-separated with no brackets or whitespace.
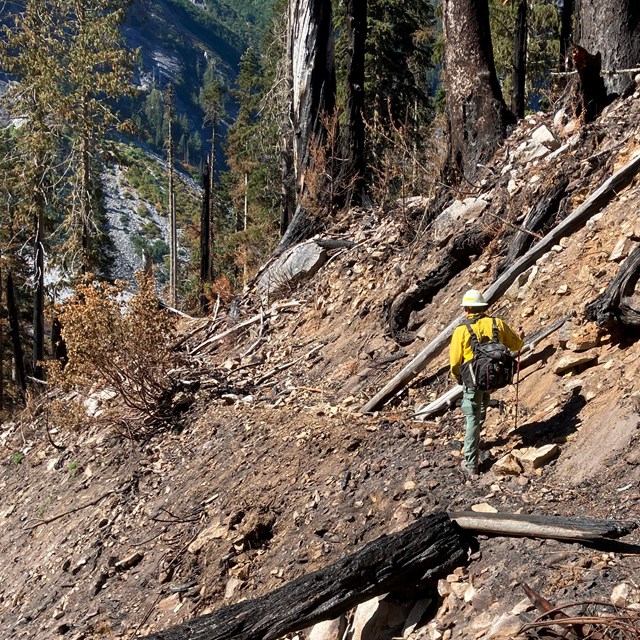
0,0,65,380
57,0,135,273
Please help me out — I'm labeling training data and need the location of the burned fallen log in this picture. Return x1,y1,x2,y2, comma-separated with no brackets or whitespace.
387,224,493,343
142,512,467,640
497,176,568,275
586,245,640,329
449,512,636,542
361,153,640,413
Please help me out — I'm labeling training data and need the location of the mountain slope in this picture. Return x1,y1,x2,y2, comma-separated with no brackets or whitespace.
2,84,640,639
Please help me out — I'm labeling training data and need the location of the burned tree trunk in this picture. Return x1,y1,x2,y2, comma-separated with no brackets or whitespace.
442,0,515,184
387,224,493,343
6,273,26,396
586,245,640,329
575,0,640,96
497,176,568,275
278,0,337,252
199,163,211,312
572,44,610,122
338,0,367,208
142,512,466,640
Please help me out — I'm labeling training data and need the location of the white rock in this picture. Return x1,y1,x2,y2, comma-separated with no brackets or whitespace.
224,577,244,600
486,613,523,639
611,583,631,607
513,444,559,469
471,502,498,513
531,124,560,150
188,521,228,554
553,351,598,375
431,198,489,246
308,617,345,640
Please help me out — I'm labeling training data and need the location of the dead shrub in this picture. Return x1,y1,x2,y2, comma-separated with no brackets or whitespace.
48,273,181,435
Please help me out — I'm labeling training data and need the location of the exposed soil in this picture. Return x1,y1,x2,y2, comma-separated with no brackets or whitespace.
2,88,640,640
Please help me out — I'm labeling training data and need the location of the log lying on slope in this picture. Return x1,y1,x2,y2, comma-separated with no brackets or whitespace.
586,245,640,328
142,512,466,640
450,512,637,541
361,152,640,413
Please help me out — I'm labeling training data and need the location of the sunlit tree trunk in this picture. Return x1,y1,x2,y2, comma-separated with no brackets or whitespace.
442,0,515,184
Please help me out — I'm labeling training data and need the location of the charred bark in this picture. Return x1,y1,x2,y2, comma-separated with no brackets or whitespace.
199,163,211,312
387,224,493,343
572,44,610,123
7,273,26,396
142,512,467,640
560,0,574,71
442,0,515,185
575,0,640,96
278,0,337,252
338,0,367,207
497,176,569,275
585,245,640,329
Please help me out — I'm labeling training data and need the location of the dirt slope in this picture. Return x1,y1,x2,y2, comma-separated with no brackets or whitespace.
2,88,640,640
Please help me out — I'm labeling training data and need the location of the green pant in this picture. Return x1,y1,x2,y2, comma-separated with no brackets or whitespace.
461,386,491,469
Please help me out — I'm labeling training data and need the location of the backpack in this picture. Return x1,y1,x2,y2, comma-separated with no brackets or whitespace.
459,317,516,391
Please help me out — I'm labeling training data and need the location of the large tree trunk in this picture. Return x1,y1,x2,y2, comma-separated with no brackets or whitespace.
442,0,515,184
339,0,367,207
560,0,574,70
575,0,640,95
278,0,336,252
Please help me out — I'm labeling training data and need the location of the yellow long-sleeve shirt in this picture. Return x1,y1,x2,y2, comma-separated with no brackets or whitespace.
449,314,524,380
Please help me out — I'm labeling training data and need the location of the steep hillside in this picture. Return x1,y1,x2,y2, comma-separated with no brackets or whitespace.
2,85,640,639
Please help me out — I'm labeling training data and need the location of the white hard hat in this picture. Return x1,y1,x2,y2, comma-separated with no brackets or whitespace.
461,289,488,308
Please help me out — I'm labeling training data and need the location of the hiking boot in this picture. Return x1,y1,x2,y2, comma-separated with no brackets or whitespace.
460,460,479,477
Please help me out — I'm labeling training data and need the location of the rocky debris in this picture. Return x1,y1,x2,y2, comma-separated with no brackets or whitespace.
4,74,640,640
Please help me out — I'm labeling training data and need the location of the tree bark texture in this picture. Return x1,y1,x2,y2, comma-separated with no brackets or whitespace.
339,0,367,207
572,44,610,122
497,176,569,275
387,224,493,343
586,245,640,328
442,0,515,184
32,198,45,380
511,0,528,118
199,163,211,312
560,0,574,71
278,0,337,252
575,0,640,95
142,512,467,640
289,0,336,198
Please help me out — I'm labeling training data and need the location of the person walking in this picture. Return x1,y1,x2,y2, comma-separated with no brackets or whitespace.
449,289,524,476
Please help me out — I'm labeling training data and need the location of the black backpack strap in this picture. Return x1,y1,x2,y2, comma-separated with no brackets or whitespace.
462,319,479,350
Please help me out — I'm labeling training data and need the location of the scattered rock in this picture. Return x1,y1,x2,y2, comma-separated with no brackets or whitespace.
493,453,523,476
513,444,560,469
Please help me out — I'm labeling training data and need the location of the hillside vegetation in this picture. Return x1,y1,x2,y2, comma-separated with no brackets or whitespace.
1,78,640,640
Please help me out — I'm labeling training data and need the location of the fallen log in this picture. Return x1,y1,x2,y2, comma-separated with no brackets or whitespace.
586,245,640,328
190,301,302,356
413,312,574,420
449,512,636,542
141,512,467,640
361,153,640,413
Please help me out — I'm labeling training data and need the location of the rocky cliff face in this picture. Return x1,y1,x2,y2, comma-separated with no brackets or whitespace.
2,82,640,640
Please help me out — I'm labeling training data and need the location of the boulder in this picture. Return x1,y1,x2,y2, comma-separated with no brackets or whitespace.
531,124,561,150
493,453,523,476
431,198,489,247
256,240,328,299
513,444,559,469
553,350,599,375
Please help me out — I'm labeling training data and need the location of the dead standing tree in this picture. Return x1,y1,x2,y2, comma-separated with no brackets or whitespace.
278,0,337,251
